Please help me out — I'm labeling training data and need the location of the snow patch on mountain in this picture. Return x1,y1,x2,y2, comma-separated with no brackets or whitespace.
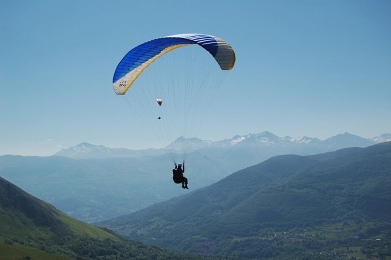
230,135,246,144
373,133,391,143
282,136,320,144
71,143,107,155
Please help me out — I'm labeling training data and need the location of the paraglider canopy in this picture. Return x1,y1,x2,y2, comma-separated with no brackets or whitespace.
112,33,236,95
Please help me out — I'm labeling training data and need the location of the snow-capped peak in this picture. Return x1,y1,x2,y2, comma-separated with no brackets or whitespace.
373,133,391,143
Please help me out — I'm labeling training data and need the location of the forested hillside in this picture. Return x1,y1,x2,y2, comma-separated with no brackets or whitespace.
0,176,228,260
100,142,391,259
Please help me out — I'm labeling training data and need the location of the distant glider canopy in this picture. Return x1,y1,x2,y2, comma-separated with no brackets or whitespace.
112,34,236,95
156,99,163,106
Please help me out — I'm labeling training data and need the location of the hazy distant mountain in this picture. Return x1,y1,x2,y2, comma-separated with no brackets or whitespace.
0,176,215,259
195,131,382,172
0,152,229,223
178,131,379,149
55,131,387,158
100,142,391,259
373,133,391,143
321,132,376,150
54,142,164,159
214,131,321,146
54,131,387,172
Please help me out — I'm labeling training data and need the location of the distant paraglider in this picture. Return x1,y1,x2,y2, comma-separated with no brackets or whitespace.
156,99,163,106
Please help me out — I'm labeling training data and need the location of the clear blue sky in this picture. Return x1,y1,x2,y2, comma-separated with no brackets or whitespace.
1,0,390,156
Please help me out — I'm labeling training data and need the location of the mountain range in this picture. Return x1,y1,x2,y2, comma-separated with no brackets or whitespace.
1,131,390,224
55,131,391,173
99,141,391,259
55,131,391,160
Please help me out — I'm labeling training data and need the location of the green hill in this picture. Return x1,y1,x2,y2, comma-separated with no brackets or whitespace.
0,176,224,260
100,142,391,259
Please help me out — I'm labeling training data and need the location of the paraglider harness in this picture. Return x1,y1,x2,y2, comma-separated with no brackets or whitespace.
173,162,188,189
173,162,185,184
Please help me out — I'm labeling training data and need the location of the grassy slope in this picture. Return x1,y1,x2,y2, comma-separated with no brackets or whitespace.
0,243,70,260
1,176,211,260
0,175,120,259
0,175,119,240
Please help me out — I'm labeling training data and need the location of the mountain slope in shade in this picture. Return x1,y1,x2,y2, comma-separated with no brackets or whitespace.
99,142,391,259
0,176,223,260
0,176,113,239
